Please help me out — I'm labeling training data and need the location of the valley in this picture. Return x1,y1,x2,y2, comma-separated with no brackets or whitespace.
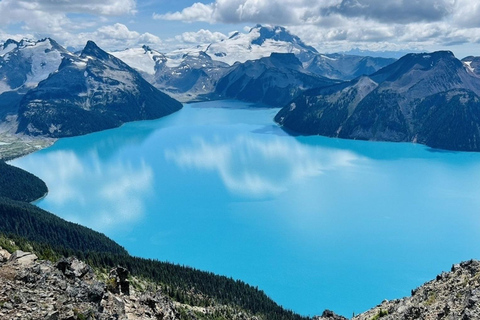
1,22,480,320
11,101,480,317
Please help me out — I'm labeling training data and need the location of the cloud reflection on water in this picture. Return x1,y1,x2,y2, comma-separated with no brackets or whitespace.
165,135,362,197
13,150,154,232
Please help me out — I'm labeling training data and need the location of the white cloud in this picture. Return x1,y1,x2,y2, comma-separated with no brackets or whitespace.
153,0,480,54
0,0,142,51
175,29,228,44
0,0,136,18
154,3,215,23
62,23,162,51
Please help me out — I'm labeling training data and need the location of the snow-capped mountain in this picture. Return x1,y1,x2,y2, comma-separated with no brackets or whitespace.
214,53,339,106
0,38,74,94
108,25,395,103
154,51,229,101
205,24,317,66
276,51,480,151
16,41,182,138
111,46,230,101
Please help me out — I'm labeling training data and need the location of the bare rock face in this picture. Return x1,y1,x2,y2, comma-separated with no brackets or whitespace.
0,252,178,319
313,309,348,320
8,250,38,266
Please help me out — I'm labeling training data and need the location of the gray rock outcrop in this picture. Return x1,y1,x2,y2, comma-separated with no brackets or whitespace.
0,252,178,319
352,260,480,320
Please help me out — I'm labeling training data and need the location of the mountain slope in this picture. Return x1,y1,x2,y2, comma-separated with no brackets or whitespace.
110,45,167,83
214,53,339,106
351,260,480,320
276,51,480,151
16,41,182,138
305,53,396,80
154,51,230,101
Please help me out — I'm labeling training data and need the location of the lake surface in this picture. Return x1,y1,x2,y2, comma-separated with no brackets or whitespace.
11,100,480,317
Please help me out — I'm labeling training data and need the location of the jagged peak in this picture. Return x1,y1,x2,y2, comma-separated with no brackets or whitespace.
80,40,110,61
2,39,19,48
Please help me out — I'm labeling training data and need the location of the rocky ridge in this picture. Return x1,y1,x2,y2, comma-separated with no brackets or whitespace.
2,243,479,320
0,248,177,320
276,51,480,151
16,40,182,138
213,52,339,106
352,260,480,320
0,246,260,320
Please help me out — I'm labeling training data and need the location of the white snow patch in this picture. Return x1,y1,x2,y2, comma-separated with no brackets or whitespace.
73,61,87,69
0,81,12,94
15,39,66,88
110,47,163,75
0,43,17,57
320,54,337,61
464,60,475,73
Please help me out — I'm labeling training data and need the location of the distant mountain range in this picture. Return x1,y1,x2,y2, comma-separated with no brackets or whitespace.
276,51,480,151
2,25,480,151
213,53,340,106
110,25,394,104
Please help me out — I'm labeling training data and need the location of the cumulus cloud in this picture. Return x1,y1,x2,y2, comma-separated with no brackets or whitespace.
175,29,228,44
154,0,458,25
43,23,162,52
326,0,454,24
154,3,215,23
0,0,136,18
154,0,480,54
0,0,142,51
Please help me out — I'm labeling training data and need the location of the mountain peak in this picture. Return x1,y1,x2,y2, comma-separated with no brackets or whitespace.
81,40,110,61
2,39,18,48
371,50,462,83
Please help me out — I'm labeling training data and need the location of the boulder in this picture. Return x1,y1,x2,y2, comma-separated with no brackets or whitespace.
8,250,37,266
0,246,11,262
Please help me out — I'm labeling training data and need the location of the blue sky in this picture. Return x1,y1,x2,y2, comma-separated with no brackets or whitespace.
1,0,480,58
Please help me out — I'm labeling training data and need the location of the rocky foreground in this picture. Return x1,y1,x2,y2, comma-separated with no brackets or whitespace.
316,260,480,320
0,247,257,320
1,245,479,320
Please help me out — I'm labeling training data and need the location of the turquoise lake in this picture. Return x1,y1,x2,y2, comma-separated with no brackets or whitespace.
11,100,480,317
